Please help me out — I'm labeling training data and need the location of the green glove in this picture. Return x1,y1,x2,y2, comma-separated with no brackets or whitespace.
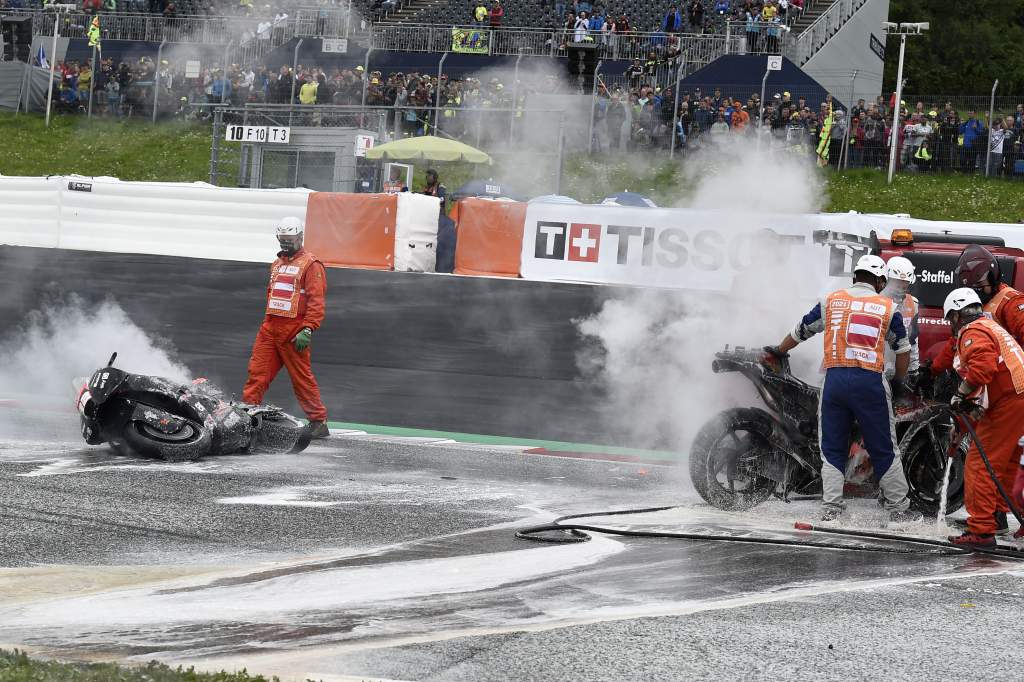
293,327,312,352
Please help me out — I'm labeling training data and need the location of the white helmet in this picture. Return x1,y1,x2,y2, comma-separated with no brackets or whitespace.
854,254,886,278
275,216,304,237
943,287,982,319
885,256,916,284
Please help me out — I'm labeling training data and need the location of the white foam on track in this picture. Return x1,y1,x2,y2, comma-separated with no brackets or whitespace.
217,488,357,507
3,534,625,628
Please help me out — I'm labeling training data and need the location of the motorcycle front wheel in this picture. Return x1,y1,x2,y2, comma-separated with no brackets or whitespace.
122,419,212,462
689,408,780,511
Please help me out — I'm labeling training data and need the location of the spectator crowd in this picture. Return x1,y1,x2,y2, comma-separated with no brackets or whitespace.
551,0,802,41
587,83,1024,177
38,40,1024,179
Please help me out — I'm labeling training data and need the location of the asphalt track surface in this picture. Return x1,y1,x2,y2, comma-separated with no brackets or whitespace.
2,412,1023,682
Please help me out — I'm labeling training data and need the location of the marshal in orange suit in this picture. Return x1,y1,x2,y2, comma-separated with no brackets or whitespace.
242,216,330,439
943,288,1024,549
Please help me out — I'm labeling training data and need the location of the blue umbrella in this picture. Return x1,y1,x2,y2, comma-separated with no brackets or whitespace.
600,191,658,208
453,179,525,201
528,194,581,205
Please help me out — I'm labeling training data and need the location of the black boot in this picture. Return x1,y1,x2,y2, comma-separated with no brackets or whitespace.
308,420,330,439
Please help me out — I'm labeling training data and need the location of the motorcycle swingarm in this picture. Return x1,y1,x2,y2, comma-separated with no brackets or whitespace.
131,403,188,434
762,428,819,475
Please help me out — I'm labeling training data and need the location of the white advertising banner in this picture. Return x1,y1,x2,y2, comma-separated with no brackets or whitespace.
520,202,870,294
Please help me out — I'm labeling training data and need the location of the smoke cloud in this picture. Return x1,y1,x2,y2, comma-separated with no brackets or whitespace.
0,295,191,438
577,141,832,452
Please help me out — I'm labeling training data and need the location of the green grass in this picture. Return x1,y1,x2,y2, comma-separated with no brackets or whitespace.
0,649,292,682
0,113,210,181
3,112,1022,223
825,168,1024,223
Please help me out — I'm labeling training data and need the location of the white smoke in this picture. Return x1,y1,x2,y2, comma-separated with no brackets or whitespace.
0,296,191,435
578,141,831,452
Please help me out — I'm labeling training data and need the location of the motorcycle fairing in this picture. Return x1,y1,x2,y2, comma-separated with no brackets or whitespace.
87,367,129,406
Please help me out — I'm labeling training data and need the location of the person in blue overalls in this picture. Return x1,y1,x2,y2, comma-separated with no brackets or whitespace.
766,254,923,524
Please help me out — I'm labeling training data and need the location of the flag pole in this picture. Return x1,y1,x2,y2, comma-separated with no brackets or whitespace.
87,42,97,118
45,10,59,127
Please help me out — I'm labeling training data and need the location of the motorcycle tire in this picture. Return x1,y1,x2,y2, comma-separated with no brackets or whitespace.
901,426,967,515
689,407,780,511
256,413,308,453
121,419,212,462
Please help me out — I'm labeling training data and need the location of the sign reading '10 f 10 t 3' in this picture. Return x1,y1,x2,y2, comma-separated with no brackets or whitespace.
225,125,291,144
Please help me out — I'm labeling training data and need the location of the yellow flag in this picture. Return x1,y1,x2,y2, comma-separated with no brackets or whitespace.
88,16,101,50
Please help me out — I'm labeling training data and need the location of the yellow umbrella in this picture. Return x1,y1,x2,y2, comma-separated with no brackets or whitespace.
365,135,492,163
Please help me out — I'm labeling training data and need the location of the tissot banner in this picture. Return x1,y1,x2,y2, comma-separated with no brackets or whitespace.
520,203,866,293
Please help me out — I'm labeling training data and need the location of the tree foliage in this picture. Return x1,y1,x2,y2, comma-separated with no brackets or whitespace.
884,0,1024,94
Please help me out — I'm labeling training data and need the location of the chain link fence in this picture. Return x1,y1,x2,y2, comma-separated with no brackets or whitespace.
207,104,572,195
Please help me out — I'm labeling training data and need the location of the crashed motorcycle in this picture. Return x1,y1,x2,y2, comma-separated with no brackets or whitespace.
75,353,311,461
689,345,966,514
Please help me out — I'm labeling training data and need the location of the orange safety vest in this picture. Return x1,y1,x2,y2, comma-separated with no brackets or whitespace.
984,284,1021,327
265,250,319,319
956,317,1024,395
821,289,896,373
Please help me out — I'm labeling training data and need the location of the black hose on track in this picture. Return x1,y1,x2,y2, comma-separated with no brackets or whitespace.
516,411,1024,560
516,507,970,556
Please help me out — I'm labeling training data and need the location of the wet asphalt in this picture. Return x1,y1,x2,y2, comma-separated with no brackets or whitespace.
1,414,1022,682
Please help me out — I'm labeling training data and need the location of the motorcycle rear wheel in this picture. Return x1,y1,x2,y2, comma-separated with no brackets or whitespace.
902,424,967,515
121,419,212,462
689,408,780,511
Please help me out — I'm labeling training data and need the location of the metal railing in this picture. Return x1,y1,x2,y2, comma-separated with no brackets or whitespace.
6,6,355,45
784,0,871,66
368,23,744,64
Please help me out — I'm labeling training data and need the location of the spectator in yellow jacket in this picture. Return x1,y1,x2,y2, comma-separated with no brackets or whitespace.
299,77,318,105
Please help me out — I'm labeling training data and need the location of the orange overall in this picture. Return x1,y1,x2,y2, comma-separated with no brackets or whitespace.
242,248,328,422
934,284,1024,372
954,317,1024,535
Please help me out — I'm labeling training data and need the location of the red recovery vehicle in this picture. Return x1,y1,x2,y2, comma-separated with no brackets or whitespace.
819,227,1024,358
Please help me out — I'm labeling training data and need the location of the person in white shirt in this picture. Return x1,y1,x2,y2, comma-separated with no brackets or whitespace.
574,12,589,43
988,119,1008,176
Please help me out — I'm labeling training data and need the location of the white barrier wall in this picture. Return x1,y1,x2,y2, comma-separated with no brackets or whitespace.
1,175,312,263
0,176,62,248
394,193,442,272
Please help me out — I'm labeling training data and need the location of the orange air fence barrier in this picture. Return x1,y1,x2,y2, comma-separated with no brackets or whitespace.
453,199,527,277
304,192,398,270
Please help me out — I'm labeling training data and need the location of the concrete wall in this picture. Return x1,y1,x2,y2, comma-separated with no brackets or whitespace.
0,245,620,444
803,0,891,107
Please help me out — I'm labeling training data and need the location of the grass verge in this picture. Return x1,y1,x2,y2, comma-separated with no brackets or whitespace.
3,112,1022,223
0,649,291,682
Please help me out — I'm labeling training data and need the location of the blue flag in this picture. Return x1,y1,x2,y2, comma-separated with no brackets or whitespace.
37,44,49,70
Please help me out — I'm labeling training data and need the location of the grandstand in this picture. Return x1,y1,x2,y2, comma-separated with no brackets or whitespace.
2,0,892,157
373,0,835,32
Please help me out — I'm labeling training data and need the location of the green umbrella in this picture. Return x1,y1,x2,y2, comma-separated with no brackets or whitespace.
365,135,492,163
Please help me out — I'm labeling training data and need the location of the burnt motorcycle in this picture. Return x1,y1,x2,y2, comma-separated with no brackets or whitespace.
75,353,312,461
689,345,966,514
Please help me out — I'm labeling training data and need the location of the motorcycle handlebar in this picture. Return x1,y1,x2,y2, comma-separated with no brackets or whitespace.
713,347,790,375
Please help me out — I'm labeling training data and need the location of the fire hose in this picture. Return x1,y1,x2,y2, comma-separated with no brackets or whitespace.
517,408,1024,560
